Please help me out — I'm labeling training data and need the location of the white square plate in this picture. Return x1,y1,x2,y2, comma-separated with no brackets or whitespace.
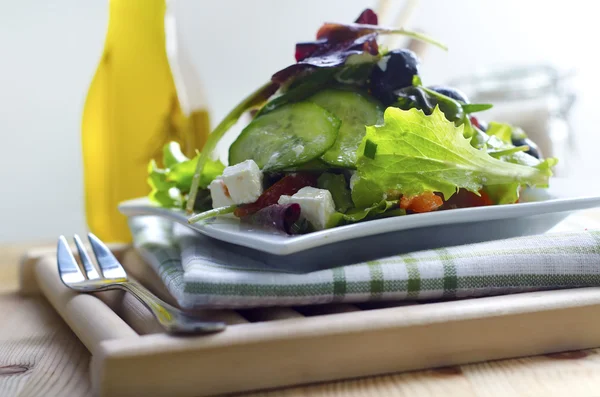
119,178,600,268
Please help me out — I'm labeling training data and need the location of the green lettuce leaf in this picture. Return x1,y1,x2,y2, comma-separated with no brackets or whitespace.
486,122,513,145
483,183,521,205
489,158,557,205
162,141,188,168
317,173,354,213
159,141,225,191
351,106,555,208
169,156,225,192
147,160,181,208
477,123,558,204
147,142,226,208
328,200,404,227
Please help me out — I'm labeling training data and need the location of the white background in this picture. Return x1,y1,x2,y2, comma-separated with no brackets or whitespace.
1,0,598,243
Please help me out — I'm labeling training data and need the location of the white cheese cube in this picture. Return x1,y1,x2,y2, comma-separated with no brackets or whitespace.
208,178,234,208
220,160,264,204
278,187,335,230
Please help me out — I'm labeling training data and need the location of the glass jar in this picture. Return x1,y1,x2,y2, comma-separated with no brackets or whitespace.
450,64,576,176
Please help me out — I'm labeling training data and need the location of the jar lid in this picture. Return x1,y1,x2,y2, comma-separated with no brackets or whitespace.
449,64,574,102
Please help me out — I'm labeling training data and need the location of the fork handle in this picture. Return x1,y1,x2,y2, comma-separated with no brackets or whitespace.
116,281,226,334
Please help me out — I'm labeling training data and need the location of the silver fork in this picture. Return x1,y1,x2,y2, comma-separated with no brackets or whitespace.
57,233,226,335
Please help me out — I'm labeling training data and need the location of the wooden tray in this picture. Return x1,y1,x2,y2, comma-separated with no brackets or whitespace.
18,243,600,397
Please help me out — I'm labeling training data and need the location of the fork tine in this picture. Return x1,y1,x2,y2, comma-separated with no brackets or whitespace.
73,234,101,280
57,236,86,284
87,233,127,280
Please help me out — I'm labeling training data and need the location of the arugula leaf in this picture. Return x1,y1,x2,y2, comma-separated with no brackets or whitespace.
317,173,354,212
402,76,465,124
462,103,493,113
351,106,555,208
394,85,479,138
483,126,558,169
419,86,465,123
397,78,490,139
188,205,237,224
487,146,528,158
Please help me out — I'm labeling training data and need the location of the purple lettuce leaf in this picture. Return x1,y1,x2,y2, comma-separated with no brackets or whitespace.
241,203,304,235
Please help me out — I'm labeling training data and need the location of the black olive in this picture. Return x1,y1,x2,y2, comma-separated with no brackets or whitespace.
512,137,542,159
369,49,420,105
428,85,470,103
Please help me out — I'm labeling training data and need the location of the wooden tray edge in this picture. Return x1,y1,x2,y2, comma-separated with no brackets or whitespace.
92,287,600,397
27,254,139,356
22,246,600,397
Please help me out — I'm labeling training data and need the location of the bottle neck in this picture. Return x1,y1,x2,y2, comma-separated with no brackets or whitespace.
106,0,167,40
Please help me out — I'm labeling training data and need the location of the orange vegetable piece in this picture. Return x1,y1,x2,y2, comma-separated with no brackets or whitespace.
400,192,443,213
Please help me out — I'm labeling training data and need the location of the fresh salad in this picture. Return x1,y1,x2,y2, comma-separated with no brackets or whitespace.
147,9,557,235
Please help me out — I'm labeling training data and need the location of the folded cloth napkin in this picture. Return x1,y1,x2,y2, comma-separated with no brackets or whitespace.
128,215,600,309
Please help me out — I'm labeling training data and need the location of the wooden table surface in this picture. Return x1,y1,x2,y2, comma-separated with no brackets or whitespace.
3,240,600,397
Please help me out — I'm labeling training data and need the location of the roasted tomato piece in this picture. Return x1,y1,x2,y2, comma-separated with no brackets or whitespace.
400,192,443,213
234,173,318,217
442,189,493,209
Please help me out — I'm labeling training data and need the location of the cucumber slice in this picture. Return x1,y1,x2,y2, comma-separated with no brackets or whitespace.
308,89,384,168
229,102,340,171
281,159,330,172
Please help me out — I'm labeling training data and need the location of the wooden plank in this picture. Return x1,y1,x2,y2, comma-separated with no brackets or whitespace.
0,243,36,294
0,293,93,397
242,367,480,397
91,287,600,397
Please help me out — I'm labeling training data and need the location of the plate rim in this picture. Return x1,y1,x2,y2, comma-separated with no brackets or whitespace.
119,195,600,255
119,179,600,255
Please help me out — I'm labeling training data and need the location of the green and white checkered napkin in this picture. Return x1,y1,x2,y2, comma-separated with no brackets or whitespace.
128,215,600,309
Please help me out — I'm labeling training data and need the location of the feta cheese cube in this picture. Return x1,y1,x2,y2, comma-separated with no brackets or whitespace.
278,187,335,230
208,178,234,208
220,159,263,205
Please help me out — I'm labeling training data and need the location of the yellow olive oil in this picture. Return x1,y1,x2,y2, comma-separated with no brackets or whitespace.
81,0,210,242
